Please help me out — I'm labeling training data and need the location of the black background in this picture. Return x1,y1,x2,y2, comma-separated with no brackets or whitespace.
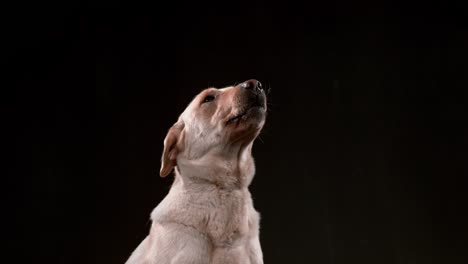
5,2,467,264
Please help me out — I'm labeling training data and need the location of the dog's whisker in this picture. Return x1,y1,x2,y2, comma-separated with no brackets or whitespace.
265,82,272,95
257,135,265,144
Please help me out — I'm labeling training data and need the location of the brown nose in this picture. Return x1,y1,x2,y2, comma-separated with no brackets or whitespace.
241,79,263,92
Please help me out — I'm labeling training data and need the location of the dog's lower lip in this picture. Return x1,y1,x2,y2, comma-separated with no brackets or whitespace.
227,112,248,124
226,105,264,124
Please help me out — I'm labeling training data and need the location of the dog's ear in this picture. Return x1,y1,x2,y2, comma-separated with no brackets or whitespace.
160,121,185,177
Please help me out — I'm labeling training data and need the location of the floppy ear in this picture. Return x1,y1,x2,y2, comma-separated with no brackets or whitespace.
160,122,185,177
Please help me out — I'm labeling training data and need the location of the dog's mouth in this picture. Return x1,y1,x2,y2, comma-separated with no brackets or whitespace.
226,103,265,124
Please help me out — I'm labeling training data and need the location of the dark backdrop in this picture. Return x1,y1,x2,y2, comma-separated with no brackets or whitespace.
6,2,467,264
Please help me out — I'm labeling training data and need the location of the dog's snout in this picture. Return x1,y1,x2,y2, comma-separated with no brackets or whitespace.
242,79,263,92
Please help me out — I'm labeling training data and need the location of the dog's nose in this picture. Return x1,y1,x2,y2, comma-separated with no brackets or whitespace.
241,79,263,92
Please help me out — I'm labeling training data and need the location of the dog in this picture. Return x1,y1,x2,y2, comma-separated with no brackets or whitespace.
125,79,267,264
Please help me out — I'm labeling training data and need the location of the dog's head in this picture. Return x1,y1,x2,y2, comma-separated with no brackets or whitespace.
159,79,267,178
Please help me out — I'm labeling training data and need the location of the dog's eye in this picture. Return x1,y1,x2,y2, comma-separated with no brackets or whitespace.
202,95,216,104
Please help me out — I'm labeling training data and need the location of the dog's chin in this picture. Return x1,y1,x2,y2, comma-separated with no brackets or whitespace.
224,107,265,144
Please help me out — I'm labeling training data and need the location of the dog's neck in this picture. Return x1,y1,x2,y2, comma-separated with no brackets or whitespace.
176,142,256,190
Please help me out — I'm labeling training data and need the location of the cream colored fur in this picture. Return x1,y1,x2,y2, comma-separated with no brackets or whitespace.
126,80,266,264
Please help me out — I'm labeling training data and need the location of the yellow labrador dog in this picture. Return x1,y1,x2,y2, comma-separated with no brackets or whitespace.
126,79,267,264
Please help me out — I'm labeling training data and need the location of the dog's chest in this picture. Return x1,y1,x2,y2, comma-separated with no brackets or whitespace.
201,190,250,246
152,185,256,246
